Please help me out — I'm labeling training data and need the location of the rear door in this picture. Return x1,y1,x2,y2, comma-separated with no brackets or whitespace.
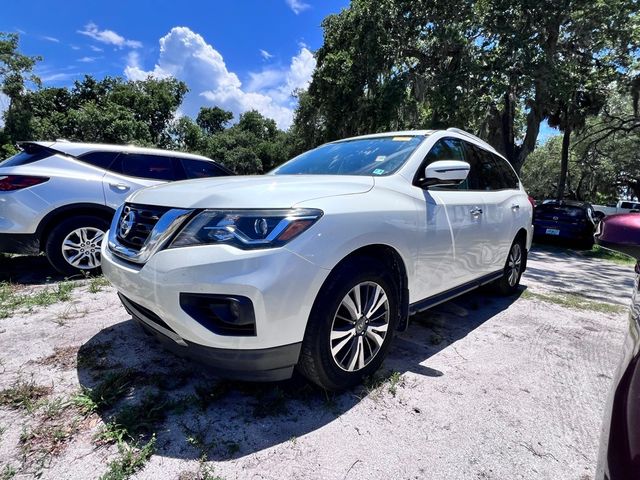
464,143,523,272
101,153,177,209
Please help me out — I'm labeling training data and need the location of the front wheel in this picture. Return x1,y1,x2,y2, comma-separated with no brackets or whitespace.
45,215,109,276
297,257,399,391
492,238,526,295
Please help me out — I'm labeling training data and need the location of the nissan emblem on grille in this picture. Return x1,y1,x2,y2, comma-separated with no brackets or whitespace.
119,208,136,238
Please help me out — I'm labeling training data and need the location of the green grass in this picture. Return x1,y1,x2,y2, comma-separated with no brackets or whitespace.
0,465,16,480
0,281,76,319
97,393,168,444
521,289,626,314
0,379,52,412
581,245,636,266
363,370,404,398
88,276,111,294
72,369,139,414
99,436,156,480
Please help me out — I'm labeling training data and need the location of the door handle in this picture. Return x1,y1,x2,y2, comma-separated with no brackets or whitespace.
110,183,130,192
511,204,520,210
470,207,483,216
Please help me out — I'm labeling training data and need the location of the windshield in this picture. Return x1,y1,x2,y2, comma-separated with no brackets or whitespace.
271,135,424,176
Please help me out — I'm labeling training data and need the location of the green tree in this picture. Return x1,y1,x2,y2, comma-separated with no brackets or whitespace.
196,106,233,135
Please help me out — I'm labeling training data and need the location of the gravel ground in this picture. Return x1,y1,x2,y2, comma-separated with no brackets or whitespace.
0,245,635,480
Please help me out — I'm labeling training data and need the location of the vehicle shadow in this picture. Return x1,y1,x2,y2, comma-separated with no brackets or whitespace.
76,287,522,461
0,254,67,284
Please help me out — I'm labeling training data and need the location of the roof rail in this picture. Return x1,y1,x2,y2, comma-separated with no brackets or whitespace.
446,128,497,153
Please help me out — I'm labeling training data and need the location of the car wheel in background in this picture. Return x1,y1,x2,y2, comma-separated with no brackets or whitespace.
492,237,526,295
45,216,109,276
297,256,399,391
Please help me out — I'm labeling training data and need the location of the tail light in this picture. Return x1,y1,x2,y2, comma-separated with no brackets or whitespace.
0,175,50,191
527,196,536,209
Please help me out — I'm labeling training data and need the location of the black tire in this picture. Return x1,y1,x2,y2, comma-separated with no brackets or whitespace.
44,215,109,276
492,237,526,296
297,256,400,391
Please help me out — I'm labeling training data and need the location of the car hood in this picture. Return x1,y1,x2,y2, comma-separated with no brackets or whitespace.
125,174,375,209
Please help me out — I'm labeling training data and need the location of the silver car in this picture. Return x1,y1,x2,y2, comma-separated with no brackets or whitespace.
0,141,231,275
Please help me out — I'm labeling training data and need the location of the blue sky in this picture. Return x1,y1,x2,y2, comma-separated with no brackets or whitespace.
1,0,557,139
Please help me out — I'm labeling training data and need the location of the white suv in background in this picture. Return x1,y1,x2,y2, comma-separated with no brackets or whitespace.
102,128,533,390
0,142,231,275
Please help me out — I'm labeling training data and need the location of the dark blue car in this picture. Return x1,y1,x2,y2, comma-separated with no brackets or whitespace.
533,200,596,249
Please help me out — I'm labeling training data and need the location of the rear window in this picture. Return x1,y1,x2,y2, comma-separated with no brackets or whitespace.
110,153,176,181
0,145,52,167
78,151,120,170
181,159,229,179
537,205,586,217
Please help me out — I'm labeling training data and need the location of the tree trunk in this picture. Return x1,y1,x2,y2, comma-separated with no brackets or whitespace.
556,126,572,201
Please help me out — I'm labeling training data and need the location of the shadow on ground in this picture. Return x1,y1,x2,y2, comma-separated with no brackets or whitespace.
76,287,522,461
0,254,68,284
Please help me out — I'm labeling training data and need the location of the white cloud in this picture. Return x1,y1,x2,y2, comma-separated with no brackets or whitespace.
260,49,274,60
42,36,60,43
70,45,81,51
286,0,310,14
124,27,316,130
90,45,103,52
78,22,142,49
41,72,79,83
78,56,100,63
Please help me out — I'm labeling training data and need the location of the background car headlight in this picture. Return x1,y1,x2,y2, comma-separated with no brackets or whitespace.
170,208,323,249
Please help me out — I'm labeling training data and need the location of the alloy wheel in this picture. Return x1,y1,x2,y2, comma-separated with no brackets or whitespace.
507,243,522,287
61,227,105,270
329,281,390,372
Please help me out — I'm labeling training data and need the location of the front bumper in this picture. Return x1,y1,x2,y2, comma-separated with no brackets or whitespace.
101,234,330,377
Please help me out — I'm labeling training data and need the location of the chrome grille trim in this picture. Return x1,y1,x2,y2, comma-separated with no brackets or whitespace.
107,203,193,264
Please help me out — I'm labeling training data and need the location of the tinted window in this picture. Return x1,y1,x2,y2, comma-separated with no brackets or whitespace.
181,159,228,179
78,151,120,170
0,144,52,167
491,153,519,189
418,138,470,190
620,202,640,209
272,136,424,176
112,154,176,181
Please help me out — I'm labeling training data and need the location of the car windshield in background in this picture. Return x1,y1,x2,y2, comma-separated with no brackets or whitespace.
271,135,425,176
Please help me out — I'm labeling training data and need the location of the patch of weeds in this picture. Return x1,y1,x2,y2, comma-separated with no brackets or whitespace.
54,303,89,325
40,397,69,420
0,465,16,480
362,370,403,398
224,440,240,456
0,379,52,412
521,290,626,314
581,245,636,266
178,464,224,480
36,345,80,370
97,393,168,445
72,368,139,414
20,417,81,474
429,333,443,345
89,276,111,294
0,281,76,319
99,436,156,480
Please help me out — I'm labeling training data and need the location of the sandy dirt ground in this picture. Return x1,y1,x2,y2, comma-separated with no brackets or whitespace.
0,245,635,480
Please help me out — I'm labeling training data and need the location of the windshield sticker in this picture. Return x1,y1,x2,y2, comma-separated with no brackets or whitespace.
373,168,385,175
392,136,413,142
375,155,386,162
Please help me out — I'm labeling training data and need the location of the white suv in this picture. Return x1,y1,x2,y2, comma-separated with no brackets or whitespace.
101,129,533,390
0,141,231,275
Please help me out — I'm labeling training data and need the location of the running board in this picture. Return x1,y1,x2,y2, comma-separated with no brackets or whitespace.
408,270,503,315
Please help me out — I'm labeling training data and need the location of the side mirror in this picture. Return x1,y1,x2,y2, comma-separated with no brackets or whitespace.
595,213,640,260
421,160,470,188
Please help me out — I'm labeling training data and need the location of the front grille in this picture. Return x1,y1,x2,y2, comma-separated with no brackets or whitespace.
116,203,170,251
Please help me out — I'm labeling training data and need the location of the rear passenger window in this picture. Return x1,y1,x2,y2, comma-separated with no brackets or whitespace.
1,145,52,167
181,159,227,179
78,152,120,170
463,143,518,191
112,154,176,181
491,153,519,189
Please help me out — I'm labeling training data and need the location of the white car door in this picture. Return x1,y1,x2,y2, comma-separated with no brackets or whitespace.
102,153,174,209
410,137,488,300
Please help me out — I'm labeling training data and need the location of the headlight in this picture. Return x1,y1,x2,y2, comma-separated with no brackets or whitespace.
169,208,323,249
